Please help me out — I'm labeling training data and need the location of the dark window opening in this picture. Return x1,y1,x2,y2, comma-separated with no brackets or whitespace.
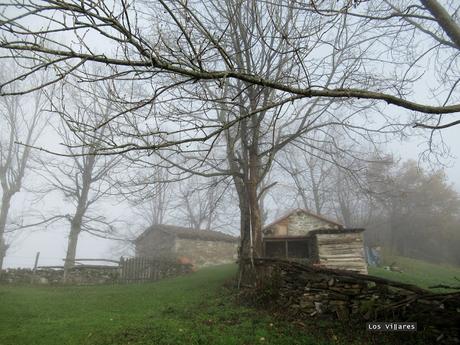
264,239,311,259
265,241,286,258
287,240,310,258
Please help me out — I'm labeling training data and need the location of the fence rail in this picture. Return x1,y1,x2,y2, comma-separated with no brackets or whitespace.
63,258,121,265
119,257,191,283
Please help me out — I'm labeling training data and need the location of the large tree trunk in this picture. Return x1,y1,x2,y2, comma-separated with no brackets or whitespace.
63,218,81,282
233,175,256,286
248,181,263,258
237,192,252,285
248,145,263,258
0,193,12,272
420,0,460,49
0,238,8,273
238,194,251,259
62,155,95,282
239,182,263,260
237,148,265,287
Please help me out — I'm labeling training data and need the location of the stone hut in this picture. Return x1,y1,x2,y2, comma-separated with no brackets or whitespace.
135,224,238,267
263,209,367,274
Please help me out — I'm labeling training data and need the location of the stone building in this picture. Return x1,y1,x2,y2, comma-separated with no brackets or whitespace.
263,209,367,274
135,224,238,267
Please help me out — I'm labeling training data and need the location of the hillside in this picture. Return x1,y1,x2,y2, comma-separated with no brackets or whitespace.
369,255,460,291
1,259,458,345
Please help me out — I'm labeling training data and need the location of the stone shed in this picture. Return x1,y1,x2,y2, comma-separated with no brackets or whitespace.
263,209,367,274
135,224,238,267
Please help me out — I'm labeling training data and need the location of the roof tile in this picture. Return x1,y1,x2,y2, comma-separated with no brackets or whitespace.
137,224,238,243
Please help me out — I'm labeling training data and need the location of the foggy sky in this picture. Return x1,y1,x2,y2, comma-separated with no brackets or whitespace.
2,4,460,269
4,126,459,269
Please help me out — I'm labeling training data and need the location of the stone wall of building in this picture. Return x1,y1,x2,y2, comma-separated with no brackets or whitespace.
174,238,238,267
135,230,176,259
270,219,288,236
265,211,341,237
287,211,340,236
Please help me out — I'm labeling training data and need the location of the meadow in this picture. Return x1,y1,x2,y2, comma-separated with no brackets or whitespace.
1,258,459,345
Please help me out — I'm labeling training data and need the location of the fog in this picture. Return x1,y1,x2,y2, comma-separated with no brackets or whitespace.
3,130,459,269
1,0,460,271
2,3,460,345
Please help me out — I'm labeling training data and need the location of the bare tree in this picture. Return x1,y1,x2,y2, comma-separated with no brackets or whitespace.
0,66,49,270
0,0,459,147
278,147,333,215
274,128,385,227
130,165,172,227
152,0,399,271
38,81,122,277
329,164,373,228
307,0,460,130
1,0,460,277
173,176,230,230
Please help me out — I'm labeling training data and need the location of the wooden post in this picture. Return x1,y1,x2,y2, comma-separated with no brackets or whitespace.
285,240,288,259
138,257,141,283
33,252,40,271
119,256,124,283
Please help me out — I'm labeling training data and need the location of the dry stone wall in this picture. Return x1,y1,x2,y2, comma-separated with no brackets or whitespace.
0,259,192,285
244,258,460,345
0,266,119,285
174,238,238,267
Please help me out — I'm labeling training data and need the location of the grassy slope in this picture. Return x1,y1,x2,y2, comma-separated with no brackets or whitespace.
1,258,456,345
369,255,460,291
0,265,333,345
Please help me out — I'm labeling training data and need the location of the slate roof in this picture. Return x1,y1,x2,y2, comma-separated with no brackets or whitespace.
136,224,238,243
308,228,364,235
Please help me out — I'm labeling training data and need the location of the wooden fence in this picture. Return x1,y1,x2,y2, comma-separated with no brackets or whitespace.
119,257,192,283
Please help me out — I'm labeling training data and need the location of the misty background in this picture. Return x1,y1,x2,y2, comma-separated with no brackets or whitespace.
4,126,459,269
1,0,460,270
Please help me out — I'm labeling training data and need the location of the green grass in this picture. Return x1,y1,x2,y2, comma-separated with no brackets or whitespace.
0,261,450,345
368,255,460,291
0,265,333,345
